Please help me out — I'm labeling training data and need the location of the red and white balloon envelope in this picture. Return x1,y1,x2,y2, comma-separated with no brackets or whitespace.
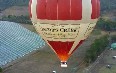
29,0,100,67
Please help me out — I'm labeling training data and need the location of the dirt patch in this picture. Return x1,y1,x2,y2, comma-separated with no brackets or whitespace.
20,24,36,32
1,6,28,17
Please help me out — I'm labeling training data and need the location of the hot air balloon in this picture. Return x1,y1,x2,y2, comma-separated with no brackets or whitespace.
29,0,100,67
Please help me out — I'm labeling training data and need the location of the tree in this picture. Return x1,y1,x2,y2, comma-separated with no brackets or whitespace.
2,15,32,24
96,18,116,31
85,35,109,64
0,67,2,72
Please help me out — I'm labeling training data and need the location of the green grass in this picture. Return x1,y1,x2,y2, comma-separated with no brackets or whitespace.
99,50,116,73
0,67,2,72
99,66,116,73
104,50,116,64
105,56,116,64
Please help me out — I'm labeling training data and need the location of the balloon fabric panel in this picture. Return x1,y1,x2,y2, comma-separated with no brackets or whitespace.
71,0,82,20
36,0,83,20
58,0,70,20
46,0,57,20
36,0,46,19
91,0,100,19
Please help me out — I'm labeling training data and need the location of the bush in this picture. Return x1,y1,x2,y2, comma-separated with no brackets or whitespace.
2,15,32,24
92,29,101,35
0,67,2,72
96,18,116,31
85,35,109,64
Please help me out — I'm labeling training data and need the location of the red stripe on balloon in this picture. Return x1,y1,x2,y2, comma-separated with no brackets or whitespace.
29,0,32,18
36,0,46,19
91,0,98,19
46,0,57,20
71,0,82,20
58,0,70,20
48,41,74,61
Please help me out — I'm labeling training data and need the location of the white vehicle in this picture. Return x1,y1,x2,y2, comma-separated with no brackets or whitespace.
112,56,116,59
53,71,56,73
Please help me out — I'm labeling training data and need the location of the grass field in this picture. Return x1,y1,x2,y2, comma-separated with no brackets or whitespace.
98,50,116,73
99,66,116,73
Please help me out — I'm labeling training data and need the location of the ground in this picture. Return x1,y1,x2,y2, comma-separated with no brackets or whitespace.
86,49,116,73
98,50,116,73
2,29,109,73
0,6,28,17
0,6,28,19
83,32,116,73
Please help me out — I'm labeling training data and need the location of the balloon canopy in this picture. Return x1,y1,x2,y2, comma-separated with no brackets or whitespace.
29,0,100,67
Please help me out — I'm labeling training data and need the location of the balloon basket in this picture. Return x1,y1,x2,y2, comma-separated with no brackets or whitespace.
61,61,67,67
52,71,56,73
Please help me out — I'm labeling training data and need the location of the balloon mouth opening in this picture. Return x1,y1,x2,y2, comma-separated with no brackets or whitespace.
61,61,67,67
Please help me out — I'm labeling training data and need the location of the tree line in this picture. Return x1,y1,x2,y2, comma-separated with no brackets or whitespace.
0,67,2,73
84,35,109,65
96,18,116,31
100,0,116,12
1,15,32,24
